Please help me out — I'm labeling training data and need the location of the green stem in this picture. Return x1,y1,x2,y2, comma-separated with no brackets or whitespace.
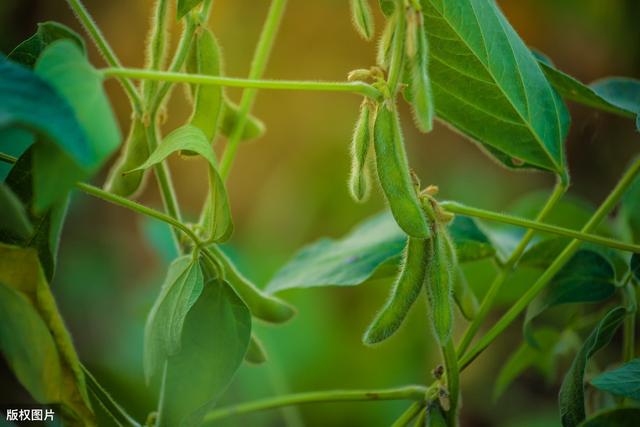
459,157,640,370
155,361,168,427
218,0,288,180
391,401,425,427
142,0,170,105
102,68,382,100
622,276,637,362
202,386,427,423
456,182,566,356
387,0,406,95
65,0,143,114
81,365,141,427
440,200,640,254
441,340,459,426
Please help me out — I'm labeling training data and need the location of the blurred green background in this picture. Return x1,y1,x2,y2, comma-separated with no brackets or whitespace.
1,1,639,426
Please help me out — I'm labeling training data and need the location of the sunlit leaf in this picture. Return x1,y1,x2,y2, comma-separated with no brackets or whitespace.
161,279,251,427
524,250,617,346
421,0,570,177
559,306,626,427
9,21,85,68
591,358,640,401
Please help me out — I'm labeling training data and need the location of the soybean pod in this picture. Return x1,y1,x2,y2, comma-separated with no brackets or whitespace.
363,237,429,345
220,98,266,142
104,115,149,197
349,0,375,41
208,245,296,324
425,224,456,345
244,333,268,365
407,10,434,133
349,100,374,202
452,266,479,321
373,102,430,238
186,27,224,143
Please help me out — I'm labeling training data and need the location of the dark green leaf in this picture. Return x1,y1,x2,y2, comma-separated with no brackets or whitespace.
177,0,204,19
9,21,85,68
524,250,616,346
0,183,33,239
266,212,495,293
0,147,69,281
144,256,204,382
591,358,640,401
538,62,638,118
590,78,640,118
0,282,63,403
0,127,34,181
161,279,251,427
559,306,626,427
577,408,640,427
421,0,570,177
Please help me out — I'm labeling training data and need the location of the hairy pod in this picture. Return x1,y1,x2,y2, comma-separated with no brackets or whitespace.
220,98,266,142
209,245,296,324
349,100,374,202
103,116,149,197
452,266,479,321
350,0,375,41
373,102,430,238
363,237,429,345
424,224,456,345
407,12,434,133
187,27,224,143
377,13,396,69
244,334,268,364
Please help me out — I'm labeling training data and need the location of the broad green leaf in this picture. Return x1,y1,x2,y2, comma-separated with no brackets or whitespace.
9,21,85,68
494,328,579,401
177,0,204,19
0,183,33,239
559,306,627,427
524,250,616,346
0,148,69,281
577,408,640,427
144,256,204,382
161,279,251,427
591,358,640,401
632,253,639,282
421,0,570,177
266,211,495,293
0,243,93,424
538,62,638,118
590,78,640,125
0,282,62,403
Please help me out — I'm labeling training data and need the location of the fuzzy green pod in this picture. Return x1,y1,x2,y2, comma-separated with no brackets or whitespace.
244,334,268,365
350,0,375,41
349,100,374,202
220,98,266,142
103,116,149,197
363,237,429,345
377,14,396,69
407,11,434,133
187,27,224,143
452,266,479,321
424,224,456,345
208,245,296,324
373,102,430,238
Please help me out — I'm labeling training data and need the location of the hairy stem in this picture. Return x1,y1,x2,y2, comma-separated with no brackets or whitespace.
202,386,427,423
459,157,640,370
456,182,566,356
65,0,143,113
218,0,288,180
441,339,459,426
440,200,640,254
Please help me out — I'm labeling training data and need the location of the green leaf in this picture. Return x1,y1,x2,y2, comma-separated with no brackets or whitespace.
559,306,627,427
0,183,33,239
144,256,204,382
632,253,639,282
0,282,63,403
266,211,494,293
591,358,640,401
421,0,570,177
494,328,579,401
161,279,251,427
177,0,204,19
0,128,34,181
590,78,640,121
9,21,85,69
0,243,93,424
577,408,640,427
0,147,69,281
524,250,617,346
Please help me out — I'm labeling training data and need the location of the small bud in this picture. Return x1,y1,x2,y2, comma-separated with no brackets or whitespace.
348,68,371,82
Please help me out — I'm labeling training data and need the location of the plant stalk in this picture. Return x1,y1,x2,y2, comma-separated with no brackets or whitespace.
202,386,427,423
441,339,459,426
458,157,640,370
391,401,425,427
